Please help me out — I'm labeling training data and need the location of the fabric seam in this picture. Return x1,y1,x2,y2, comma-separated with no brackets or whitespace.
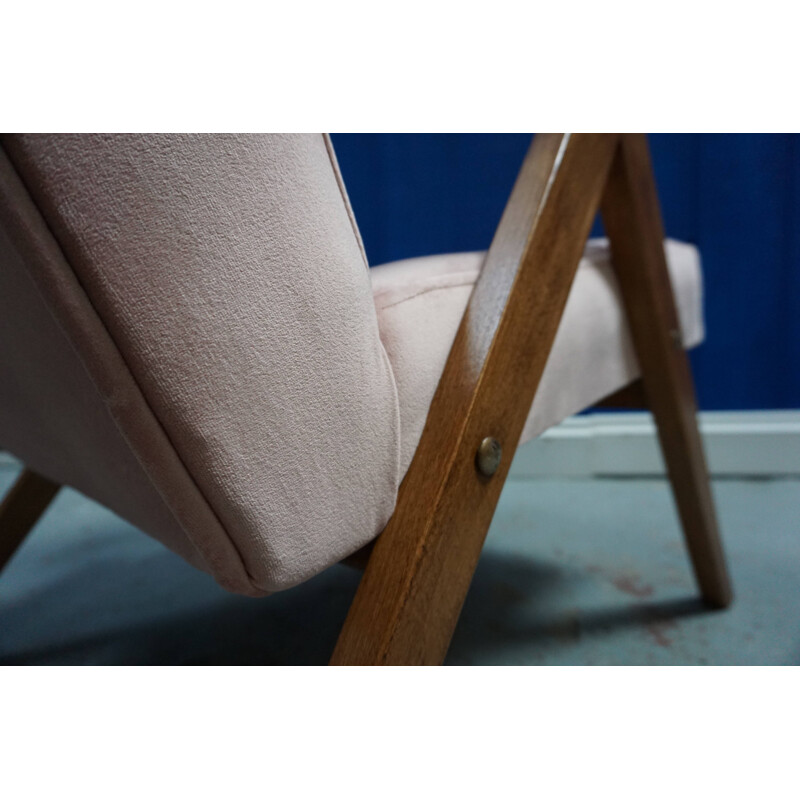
375,277,479,312
323,133,370,271
322,133,403,519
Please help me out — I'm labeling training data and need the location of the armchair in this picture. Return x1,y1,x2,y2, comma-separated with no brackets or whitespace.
0,133,731,665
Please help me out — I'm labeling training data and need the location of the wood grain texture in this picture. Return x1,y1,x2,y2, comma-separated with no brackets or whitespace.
601,134,733,609
331,134,618,665
0,468,60,575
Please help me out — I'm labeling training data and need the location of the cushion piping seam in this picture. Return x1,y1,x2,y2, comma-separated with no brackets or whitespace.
375,277,479,312
323,133,370,271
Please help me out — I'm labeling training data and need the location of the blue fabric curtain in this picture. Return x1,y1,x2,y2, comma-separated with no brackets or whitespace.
332,134,800,410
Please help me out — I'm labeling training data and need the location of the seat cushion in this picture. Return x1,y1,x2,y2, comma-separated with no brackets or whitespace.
372,238,704,476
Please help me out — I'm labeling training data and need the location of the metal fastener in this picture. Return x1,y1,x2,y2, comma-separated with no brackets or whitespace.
476,437,502,477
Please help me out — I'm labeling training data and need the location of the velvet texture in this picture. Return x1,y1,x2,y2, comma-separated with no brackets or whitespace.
0,134,705,594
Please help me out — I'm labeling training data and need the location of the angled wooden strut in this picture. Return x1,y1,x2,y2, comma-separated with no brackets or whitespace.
601,134,732,608
332,133,732,666
0,468,60,576
332,134,619,665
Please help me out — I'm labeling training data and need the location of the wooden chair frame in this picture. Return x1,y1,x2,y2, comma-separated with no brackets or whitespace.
0,134,732,665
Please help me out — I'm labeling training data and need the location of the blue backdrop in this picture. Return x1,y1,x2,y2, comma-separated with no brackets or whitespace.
331,134,800,411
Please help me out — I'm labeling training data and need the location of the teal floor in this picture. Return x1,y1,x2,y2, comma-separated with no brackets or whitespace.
1,459,798,665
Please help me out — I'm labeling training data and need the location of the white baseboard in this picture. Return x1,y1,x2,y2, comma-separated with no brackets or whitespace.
509,410,800,478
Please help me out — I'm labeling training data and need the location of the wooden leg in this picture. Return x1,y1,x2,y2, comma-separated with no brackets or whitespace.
0,468,60,575
331,135,618,665
601,134,733,609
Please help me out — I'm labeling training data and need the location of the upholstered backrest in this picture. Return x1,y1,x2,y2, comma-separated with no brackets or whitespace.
0,134,400,594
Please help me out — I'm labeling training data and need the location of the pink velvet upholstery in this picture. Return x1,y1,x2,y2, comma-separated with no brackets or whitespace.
0,134,706,595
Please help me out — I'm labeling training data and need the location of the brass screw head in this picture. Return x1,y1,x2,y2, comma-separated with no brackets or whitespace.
476,437,502,477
